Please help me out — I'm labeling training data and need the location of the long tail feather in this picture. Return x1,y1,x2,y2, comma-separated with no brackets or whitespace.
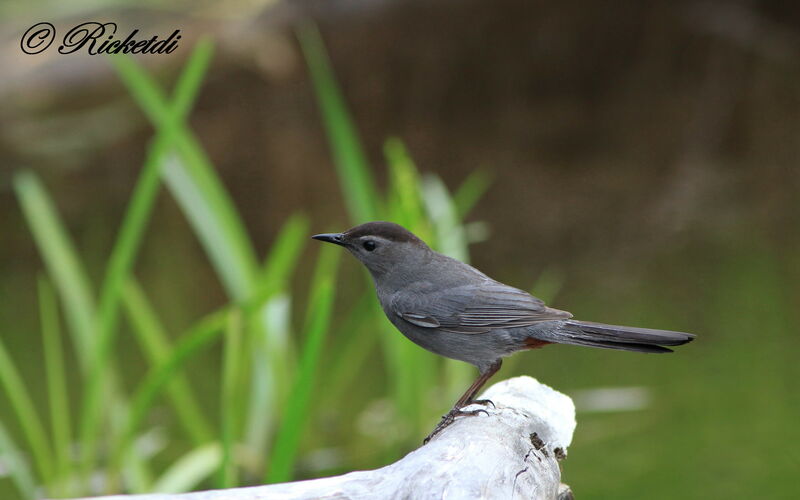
554,320,695,353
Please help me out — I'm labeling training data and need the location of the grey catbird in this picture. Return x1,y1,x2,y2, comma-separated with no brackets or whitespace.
313,221,694,442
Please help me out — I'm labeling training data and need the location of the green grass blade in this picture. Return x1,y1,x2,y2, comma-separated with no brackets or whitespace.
379,318,433,435
266,245,340,483
13,170,133,489
259,214,310,288
122,444,155,495
384,138,429,234
297,23,381,222
421,174,469,261
244,215,309,453
320,293,377,406
167,38,215,118
0,421,37,500
113,308,228,471
452,170,492,218
122,279,214,445
218,309,245,488
152,442,221,493
111,52,259,300
38,276,72,496
160,153,258,299
111,50,273,487
13,171,96,371
97,38,214,355
0,339,54,485
236,276,289,463
76,42,216,482
107,37,213,126
244,293,292,461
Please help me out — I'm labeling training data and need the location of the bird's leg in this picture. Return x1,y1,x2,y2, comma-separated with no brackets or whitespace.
423,360,502,444
453,359,502,408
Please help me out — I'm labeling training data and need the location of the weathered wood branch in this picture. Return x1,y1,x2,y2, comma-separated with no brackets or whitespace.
81,376,576,500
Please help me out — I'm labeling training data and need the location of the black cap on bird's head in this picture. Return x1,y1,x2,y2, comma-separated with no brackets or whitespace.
312,221,430,276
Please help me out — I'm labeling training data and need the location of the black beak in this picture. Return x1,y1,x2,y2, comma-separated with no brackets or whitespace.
311,233,345,246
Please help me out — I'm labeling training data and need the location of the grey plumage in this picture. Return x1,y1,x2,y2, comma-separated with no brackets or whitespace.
313,221,695,441
392,282,572,334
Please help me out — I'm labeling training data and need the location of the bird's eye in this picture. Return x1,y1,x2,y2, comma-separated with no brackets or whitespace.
363,240,377,251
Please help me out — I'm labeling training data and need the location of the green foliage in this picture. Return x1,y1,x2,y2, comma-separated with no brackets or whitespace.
1,28,488,498
296,23,381,222
13,171,96,371
0,421,36,500
266,245,340,483
38,277,71,496
0,330,54,486
123,280,213,446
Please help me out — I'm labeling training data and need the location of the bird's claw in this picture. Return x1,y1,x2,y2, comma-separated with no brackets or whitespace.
469,398,495,409
422,406,491,444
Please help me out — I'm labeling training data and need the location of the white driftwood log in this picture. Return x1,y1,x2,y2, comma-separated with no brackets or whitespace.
82,376,576,500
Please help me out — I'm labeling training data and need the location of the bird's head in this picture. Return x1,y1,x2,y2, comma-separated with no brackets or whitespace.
312,221,432,277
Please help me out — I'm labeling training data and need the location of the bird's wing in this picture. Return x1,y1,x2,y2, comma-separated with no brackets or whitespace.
391,281,572,334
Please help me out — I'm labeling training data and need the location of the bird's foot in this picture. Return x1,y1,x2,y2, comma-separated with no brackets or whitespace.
422,407,490,444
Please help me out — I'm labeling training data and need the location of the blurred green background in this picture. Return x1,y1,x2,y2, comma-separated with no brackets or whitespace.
1,1,799,499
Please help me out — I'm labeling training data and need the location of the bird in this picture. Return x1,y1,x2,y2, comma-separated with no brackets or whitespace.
312,221,695,442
